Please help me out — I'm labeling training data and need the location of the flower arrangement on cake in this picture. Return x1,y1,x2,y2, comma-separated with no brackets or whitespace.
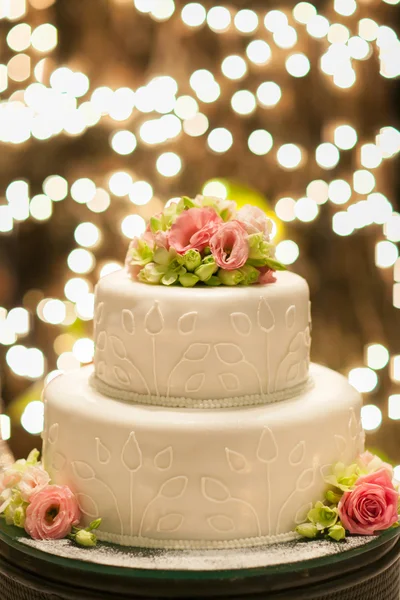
0,449,101,547
125,195,286,287
296,452,400,542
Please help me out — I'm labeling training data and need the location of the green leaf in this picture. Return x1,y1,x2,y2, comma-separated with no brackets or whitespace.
296,522,319,539
263,258,287,271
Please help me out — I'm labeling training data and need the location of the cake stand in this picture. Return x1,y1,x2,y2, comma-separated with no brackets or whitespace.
0,521,399,600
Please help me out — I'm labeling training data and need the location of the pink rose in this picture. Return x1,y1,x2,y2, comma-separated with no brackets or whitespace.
25,485,80,540
169,207,222,254
237,205,273,237
338,469,399,535
358,451,393,477
210,221,249,270
17,466,50,502
258,266,277,285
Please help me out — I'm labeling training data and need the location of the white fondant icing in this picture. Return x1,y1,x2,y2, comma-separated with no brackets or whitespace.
93,270,310,402
43,363,362,548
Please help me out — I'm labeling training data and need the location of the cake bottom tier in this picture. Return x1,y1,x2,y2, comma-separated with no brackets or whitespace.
43,364,363,550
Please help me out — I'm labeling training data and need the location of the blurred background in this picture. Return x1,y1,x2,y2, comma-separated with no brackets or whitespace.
0,0,399,466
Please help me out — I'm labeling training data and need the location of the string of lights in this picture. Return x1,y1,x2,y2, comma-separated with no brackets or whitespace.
0,0,399,474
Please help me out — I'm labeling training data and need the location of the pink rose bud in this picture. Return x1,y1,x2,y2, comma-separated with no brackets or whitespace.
169,207,222,254
209,221,249,271
24,485,80,541
338,468,399,535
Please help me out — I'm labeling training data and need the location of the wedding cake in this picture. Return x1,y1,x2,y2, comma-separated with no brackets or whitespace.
39,195,365,549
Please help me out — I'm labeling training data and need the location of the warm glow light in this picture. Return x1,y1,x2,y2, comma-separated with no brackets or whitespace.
42,299,66,324
221,55,247,80
328,24,349,45
293,2,316,24
6,180,29,222
273,26,297,49
375,241,398,268
174,95,198,119
207,6,231,32
334,0,356,16
234,9,258,34
108,172,133,196
277,144,302,169
7,23,31,51
31,23,57,52
385,214,400,243
306,15,330,39
0,415,11,441
121,214,146,238
367,193,393,225
21,401,44,435
57,351,80,371
183,113,209,137
389,395,400,420
231,90,256,115
75,293,94,321
391,355,400,381
0,207,13,233
246,40,271,65
129,181,153,205
248,130,273,155
295,197,319,222
181,3,206,27
264,10,288,33
111,130,137,155
64,278,90,303
334,125,358,150
156,152,182,177
87,188,110,213
109,87,136,121
203,181,228,199
7,54,31,82
353,170,375,194
67,249,95,274
285,53,310,77
99,262,123,278
376,127,400,158
207,128,233,153
332,212,354,236
307,180,329,205
43,175,68,201
361,405,382,431
348,37,371,60
7,307,29,335
256,81,281,107
74,222,100,248
30,194,52,221
366,344,389,370
275,240,299,265
315,143,340,169
328,180,352,205
349,368,378,393
360,144,382,169
359,18,379,42
73,338,94,363
149,0,175,21
71,178,96,204
275,197,296,222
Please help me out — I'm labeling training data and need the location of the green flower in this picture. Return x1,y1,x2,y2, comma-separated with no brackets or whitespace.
182,249,202,272
86,518,102,531
246,233,286,271
218,269,245,286
295,523,319,539
127,239,154,269
325,490,343,504
324,462,361,492
3,493,27,528
179,273,199,287
328,522,346,542
138,263,167,285
307,501,338,530
205,275,221,286
239,264,260,285
75,529,97,547
26,449,40,466
195,256,218,282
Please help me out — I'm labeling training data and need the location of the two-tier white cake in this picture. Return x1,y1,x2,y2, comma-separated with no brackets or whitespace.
41,197,363,549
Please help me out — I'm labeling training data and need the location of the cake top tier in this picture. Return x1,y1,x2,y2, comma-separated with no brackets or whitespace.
125,195,285,288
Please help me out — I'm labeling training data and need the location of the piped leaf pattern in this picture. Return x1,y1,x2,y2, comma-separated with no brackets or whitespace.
96,437,111,465
185,373,205,393
334,435,347,455
77,493,99,518
285,305,296,329
257,297,275,333
295,502,313,525
157,513,184,533
113,366,130,386
219,373,240,392
122,310,135,335
121,432,142,472
95,302,104,325
230,312,252,336
295,467,316,492
47,423,59,445
289,441,306,466
349,408,358,440
178,312,197,335
225,448,248,472
287,363,300,382
256,427,278,464
159,476,188,499
110,336,127,360
144,301,164,335
208,515,235,533
97,331,107,351
71,461,96,481
214,343,245,364
183,343,210,361
201,477,230,502
289,333,303,353
52,452,66,472
154,446,173,471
